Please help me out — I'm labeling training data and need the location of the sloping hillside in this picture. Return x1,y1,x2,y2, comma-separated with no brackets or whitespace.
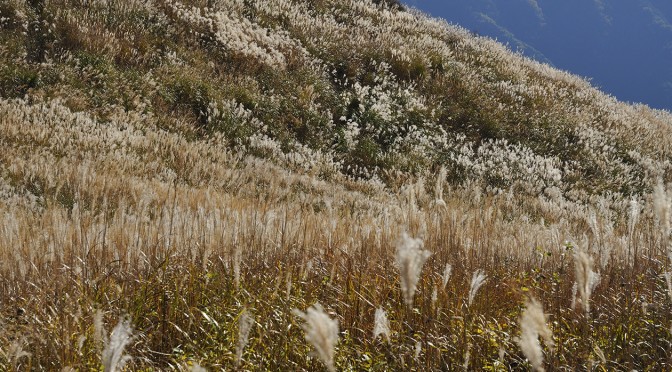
1,0,672,370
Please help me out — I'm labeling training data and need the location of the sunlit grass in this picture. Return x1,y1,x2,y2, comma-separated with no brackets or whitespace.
1,0,672,370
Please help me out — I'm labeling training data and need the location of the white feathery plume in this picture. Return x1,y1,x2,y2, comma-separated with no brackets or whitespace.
101,316,133,372
185,363,207,372
664,272,672,302
517,298,554,372
574,250,599,316
7,337,31,370
653,181,671,257
468,269,487,307
233,243,242,288
433,166,447,208
395,232,432,309
94,309,105,352
235,309,254,366
293,303,339,372
373,308,391,342
628,197,639,237
442,263,452,289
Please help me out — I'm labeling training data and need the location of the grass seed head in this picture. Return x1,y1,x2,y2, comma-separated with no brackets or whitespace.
468,269,487,307
574,250,599,316
101,316,133,372
517,298,553,372
373,307,391,342
442,263,452,289
293,303,339,372
395,232,431,309
236,309,254,366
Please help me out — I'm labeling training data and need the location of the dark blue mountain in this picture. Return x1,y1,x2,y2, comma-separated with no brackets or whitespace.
404,0,672,111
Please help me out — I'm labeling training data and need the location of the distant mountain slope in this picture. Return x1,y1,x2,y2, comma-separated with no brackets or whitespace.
407,0,672,110
1,0,672,206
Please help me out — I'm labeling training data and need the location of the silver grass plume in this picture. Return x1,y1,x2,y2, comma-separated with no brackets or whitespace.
181,363,207,372
94,309,105,353
101,316,133,372
293,303,339,372
442,263,453,289
517,298,554,372
395,232,432,309
653,181,671,258
664,272,672,302
468,269,487,307
235,309,254,366
628,197,640,238
653,181,671,233
373,307,391,342
6,337,31,370
574,250,599,316
433,166,447,208
233,243,242,288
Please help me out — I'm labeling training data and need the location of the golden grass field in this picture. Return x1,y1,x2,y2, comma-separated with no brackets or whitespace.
2,0,672,370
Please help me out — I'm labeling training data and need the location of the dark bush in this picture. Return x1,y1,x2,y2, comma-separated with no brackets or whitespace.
0,65,40,98
372,0,404,11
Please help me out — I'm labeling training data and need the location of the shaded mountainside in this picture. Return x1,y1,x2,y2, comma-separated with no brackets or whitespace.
3,0,672,370
407,0,672,110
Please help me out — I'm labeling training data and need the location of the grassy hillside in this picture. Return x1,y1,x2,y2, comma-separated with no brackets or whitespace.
1,0,672,370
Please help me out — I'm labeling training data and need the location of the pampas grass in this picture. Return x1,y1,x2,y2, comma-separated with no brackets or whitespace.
442,263,452,289
395,232,432,309
101,316,133,372
574,250,599,316
433,167,447,208
468,270,487,307
653,182,670,237
6,337,30,370
294,303,339,372
517,298,554,372
373,308,391,343
664,272,672,302
235,309,254,367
